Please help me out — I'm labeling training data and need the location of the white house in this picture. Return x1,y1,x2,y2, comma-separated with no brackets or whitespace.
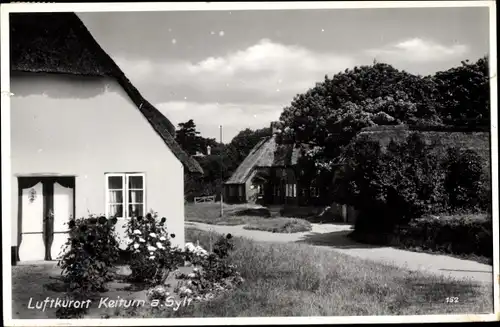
9,12,203,263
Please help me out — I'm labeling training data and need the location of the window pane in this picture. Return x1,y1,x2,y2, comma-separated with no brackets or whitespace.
109,204,123,218
129,176,143,189
128,190,144,204
109,190,123,204
108,176,123,189
129,204,144,218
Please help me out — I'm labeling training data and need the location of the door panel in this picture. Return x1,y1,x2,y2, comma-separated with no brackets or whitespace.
19,182,45,261
51,182,74,260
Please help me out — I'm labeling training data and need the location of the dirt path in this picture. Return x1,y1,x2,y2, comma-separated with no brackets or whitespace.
186,221,493,284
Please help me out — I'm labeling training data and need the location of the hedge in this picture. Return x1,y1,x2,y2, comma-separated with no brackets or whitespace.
390,214,492,258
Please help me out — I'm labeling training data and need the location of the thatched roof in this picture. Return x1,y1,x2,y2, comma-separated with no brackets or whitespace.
225,135,302,184
356,125,491,171
10,12,203,174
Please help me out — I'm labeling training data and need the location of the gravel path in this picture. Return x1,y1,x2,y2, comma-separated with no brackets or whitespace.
186,221,493,284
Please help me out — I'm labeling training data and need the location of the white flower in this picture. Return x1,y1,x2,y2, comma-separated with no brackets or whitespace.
133,229,141,235
156,242,164,249
133,243,140,249
192,267,199,272
139,237,146,243
185,242,196,252
187,273,196,278
149,232,157,238
148,245,157,252
149,255,155,260
159,236,166,241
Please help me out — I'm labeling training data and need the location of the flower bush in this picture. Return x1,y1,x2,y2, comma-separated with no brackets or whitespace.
58,215,119,293
56,215,120,318
124,211,185,285
146,285,170,301
175,234,244,301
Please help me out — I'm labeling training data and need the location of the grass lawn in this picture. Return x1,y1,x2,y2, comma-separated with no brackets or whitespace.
115,228,493,317
244,217,312,233
185,202,262,225
186,203,311,235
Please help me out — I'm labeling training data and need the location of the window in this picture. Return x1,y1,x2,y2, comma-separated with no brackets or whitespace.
286,184,297,197
105,173,146,219
257,185,264,195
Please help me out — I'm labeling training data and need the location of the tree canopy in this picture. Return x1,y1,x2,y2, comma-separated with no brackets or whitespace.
277,57,489,173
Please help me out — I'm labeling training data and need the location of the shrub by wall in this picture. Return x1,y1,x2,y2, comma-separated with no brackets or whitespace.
342,131,491,257
344,132,489,233
124,212,185,286
56,215,120,318
391,214,492,259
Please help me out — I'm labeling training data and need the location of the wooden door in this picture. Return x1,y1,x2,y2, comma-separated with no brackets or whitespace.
18,181,45,261
51,180,74,260
18,177,75,261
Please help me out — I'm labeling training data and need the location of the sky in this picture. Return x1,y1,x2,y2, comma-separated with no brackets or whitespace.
78,7,490,143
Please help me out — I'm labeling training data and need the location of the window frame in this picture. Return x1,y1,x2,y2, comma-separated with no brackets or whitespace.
105,173,146,219
286,183,297,198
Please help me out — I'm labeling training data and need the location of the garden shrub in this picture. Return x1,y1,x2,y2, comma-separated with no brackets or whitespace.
56,215,120,317
443,147,487,212
175,234,244,301
58,215,119,292
124,211,185,285
391,214,492,258
345,132,488,238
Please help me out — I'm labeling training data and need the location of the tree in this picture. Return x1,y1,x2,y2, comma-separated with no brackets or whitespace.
175,119,218,155
434,56,490,128
278,63,440,177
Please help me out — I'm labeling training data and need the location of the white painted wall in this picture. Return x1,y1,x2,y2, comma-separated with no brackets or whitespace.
10,72,185,249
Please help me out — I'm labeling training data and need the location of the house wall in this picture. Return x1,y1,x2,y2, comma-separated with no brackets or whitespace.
10,73,185,249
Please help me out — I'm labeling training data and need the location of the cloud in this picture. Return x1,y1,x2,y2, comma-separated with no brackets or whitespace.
366,38,468,63
156,101,282,142
114,39,354,105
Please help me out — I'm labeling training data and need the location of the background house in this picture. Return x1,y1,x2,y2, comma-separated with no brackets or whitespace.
224,122,490,225
224,122,329,207
10,12,203,262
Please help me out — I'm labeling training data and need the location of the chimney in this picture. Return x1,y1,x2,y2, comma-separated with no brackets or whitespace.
206,145,211,155
270,121,280,135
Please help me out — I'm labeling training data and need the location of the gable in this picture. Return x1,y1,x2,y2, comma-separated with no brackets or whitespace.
10,12,203,174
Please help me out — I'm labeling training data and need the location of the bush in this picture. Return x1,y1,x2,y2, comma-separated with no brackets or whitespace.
443,147,487,211
124,211,185,285
56,215,120,318
175,234,244,300
233,208,271,218
58,215,119,293
391,214,492,258
244,218,312,233
344,132,488,235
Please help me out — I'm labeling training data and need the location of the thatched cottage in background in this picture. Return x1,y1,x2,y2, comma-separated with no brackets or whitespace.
225,122,490,224
10,12,203,263
354,124,491,173
224,122,332,208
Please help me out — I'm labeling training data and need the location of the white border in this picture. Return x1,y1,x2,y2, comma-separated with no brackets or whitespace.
1,1,498,326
